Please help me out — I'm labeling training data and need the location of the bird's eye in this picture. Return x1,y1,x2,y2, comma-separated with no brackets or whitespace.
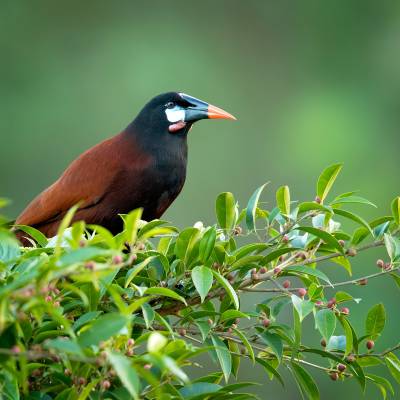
165,102,175,109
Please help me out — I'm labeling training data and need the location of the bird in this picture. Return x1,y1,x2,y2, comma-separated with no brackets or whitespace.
15,92,236,242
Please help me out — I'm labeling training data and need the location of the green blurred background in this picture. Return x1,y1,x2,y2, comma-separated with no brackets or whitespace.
1,0,400,398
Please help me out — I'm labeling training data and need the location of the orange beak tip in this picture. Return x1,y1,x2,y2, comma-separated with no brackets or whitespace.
207,104,237,121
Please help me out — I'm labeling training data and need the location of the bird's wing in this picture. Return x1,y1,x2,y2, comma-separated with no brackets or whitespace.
16,132,151,229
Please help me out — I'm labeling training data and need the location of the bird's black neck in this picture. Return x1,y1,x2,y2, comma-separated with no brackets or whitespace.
124,120,188,163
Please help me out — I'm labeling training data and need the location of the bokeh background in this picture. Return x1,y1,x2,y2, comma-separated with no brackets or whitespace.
1,0,400,398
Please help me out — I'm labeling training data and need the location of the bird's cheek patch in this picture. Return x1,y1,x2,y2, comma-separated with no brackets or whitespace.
165,107,185,123
169,121,187,132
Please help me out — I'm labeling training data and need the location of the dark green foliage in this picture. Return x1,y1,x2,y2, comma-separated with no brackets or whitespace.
0,165,399,399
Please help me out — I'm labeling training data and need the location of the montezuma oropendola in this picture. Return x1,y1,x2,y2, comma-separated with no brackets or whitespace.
16,92,236,242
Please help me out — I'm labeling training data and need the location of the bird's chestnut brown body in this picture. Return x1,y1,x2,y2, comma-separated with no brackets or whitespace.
16,92,235,242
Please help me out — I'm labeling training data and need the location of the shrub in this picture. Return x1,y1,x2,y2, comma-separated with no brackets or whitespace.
0,164,399,399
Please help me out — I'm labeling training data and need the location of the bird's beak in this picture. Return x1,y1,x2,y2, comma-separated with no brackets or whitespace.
179,93,237,122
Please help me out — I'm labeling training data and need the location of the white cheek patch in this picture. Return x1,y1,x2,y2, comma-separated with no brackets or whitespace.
165,106,185,123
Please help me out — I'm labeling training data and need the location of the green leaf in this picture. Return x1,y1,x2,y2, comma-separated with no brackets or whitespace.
339,316,354,355
125,256,156,288
233,328,255,363
233,243,268,260
365,303,386,339
220,310,250,323
212,270,239,309
331,195,377,208
145,287,187,304
260,331,283,362
192,266,213,303
57,247,113,267
175,227,201,267
246,183,268,231
211,335,232,382
107,351,139,400
391,197,400,225
298,202,333,214
367,373,394,399
285,265,332,286
124,208,143,246
73,311,102,331
385,353,400,384
262,248,296,264
77,379,100,400
333,208,373,236
331,256,352,276
296,226,344,254
179,383,221,398
315,309,336,340
291,295,314,322
335,291,353,303
141,303,155,329
14,225,48,247
276,185,290,216
45,338,83,356
0,371,19,400
199,227,217,263
216,192,236,230
54,204,80,258
317,163,343,203
290,362,319,400
384,234,399,262
255,357,284,386
77,313,128,347
0,231,20,264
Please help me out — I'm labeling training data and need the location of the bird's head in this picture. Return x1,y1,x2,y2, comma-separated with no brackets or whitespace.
132,92,236,137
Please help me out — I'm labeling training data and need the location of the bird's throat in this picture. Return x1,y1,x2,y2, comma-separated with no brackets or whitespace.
168,121,187,133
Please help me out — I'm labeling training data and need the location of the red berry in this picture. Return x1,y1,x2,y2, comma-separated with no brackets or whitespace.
346,248,357,257
330,372,339,381
112,255,123,264
327,298,336,309
320,339,327,347
126,349,134,357
366,340,374,350
84,261,95,270
376,259,385,268
358,278,368,286
282,280,291,289
45,295,52,302
178,328,187,337
102,380,111,390
298,288,307,297
338,239,345,247
282,235,289,243
127,338,134,347
273,267,281,275
346,354,355,363
315,196,322,204
11,345,21,354
262,318,271,328
337,363,346,372
259,267,267,274
129,253,138,263
384,263,392,271
315,300,323,307
143,364,152,370
78,377,86,385
340,307,350,315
